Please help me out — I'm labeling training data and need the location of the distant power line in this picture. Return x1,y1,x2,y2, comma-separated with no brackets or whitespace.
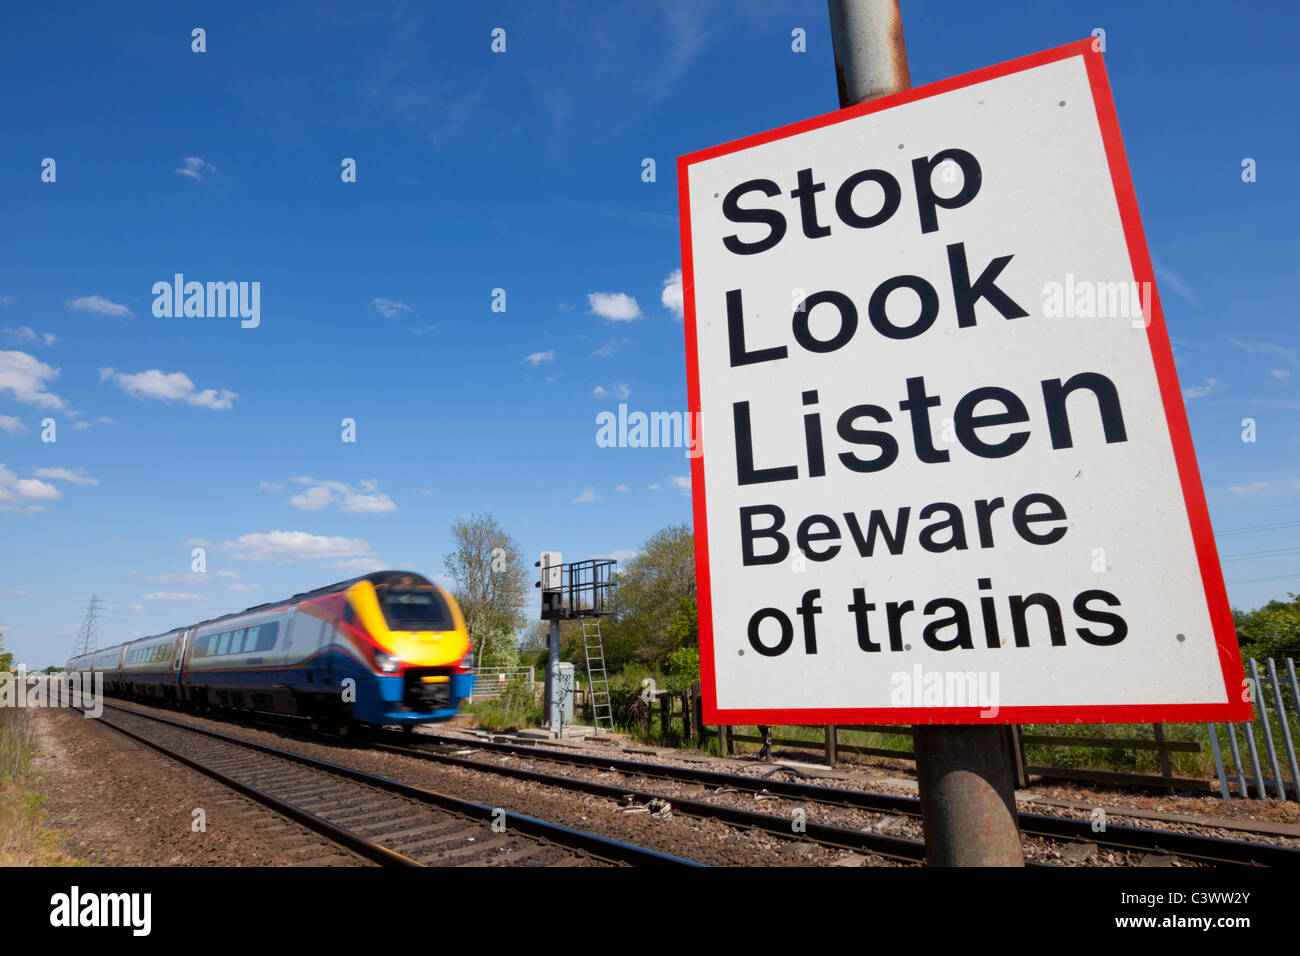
1224,573,1300,586
1215,519,1300,537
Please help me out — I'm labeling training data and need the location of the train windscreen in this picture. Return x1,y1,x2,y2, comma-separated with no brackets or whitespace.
375,587,455,630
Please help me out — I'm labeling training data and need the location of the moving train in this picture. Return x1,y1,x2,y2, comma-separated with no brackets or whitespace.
66,570,475,728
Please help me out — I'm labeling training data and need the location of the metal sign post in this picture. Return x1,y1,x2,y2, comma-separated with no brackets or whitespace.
828,0,1023,868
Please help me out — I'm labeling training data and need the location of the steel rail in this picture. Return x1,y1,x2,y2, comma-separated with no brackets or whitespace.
92,702,703,868
90,706,420,867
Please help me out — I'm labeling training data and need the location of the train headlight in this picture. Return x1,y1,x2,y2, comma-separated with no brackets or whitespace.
374,651,400,674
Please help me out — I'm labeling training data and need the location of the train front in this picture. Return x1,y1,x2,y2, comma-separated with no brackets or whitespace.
342,572,474,726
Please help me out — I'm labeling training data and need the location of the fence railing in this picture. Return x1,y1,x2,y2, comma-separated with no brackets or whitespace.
1208,657,1300,800
469,665,535,701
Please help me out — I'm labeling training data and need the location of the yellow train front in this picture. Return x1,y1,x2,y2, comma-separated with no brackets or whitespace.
180,570,475,727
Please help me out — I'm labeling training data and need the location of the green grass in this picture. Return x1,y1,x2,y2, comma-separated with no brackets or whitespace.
462,683,545,732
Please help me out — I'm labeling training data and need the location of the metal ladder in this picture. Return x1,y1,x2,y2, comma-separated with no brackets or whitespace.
581,618,614,733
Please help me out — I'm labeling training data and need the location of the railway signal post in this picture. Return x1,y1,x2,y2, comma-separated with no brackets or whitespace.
536,552,618,736
677,0,1250,865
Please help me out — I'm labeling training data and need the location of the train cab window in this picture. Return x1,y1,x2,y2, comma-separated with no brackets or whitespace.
375,587,454,631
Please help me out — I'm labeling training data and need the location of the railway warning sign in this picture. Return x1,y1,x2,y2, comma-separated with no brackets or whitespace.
677,40,1250,725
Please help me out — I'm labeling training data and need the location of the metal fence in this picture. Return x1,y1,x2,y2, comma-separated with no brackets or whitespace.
1209,657,1300,801
469,665,535,701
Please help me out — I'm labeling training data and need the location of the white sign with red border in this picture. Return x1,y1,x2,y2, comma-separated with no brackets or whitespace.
678,39,1249,725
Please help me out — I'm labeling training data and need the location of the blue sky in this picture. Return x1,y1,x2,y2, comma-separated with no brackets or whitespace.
0,0,1296,668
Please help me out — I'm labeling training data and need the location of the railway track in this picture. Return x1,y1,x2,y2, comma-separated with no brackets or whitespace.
383,726,1300,867
87,703,703,868
97,700,1300,866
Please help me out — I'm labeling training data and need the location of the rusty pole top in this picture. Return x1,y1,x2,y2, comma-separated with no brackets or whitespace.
827,0,911,107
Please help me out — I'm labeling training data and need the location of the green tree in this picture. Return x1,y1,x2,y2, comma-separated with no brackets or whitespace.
601,523,696,671
443,514,530,669
1234,594,1300,661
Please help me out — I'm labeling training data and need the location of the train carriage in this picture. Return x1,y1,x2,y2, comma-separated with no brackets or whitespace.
120,628,185,702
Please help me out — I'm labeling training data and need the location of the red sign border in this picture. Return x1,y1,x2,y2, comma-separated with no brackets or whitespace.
677,38,1252,725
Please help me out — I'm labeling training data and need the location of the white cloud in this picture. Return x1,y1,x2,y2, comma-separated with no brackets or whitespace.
1182,378,1217,400
105,368,237,410
67,294,130,317
668,475,691,495
70,421,92,431
228,582,260,592
524,350,555,366
4,328,57,347
1228,481,1270,496
287,477,397,514
614,383,630,400
176,157,216,180
331,557,389,573
593,385,608,398
369,297,413,318
258,480,285,492
648,483,661,490
593,338,629,357
588,292,642,321
0,351,65,409
141,592,203,602
1272,369,1290,380
0,464,60,511
219,530,375,563
1153,263,1202,309
572,486,602,503
614,484,630,493
0,416,25,437
215,570,242,579
32,467,98,485
662,268,684,318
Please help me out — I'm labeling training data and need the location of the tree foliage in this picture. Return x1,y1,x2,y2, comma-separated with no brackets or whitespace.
1235,594,1300,662
600,523,697,671
442,514,530,669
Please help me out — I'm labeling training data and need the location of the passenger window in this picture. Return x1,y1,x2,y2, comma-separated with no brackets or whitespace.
231,629,246,653
216,632,230,656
